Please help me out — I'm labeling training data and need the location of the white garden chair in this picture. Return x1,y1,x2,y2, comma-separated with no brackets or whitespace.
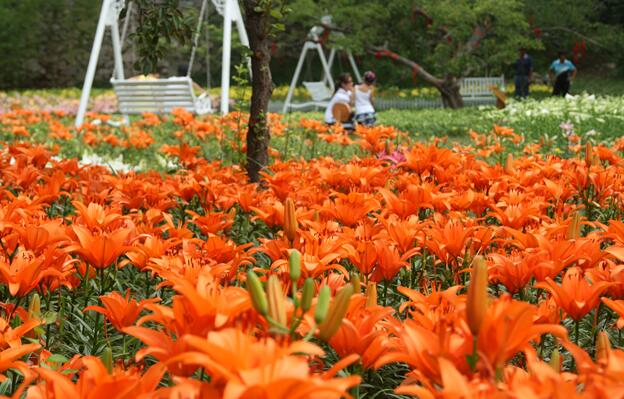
111,77,212,115
459,75,505,102
283,81,334,110
76,0,250,127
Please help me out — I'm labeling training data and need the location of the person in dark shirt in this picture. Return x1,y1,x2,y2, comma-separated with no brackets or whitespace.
514,48,532,98
549,51,577,97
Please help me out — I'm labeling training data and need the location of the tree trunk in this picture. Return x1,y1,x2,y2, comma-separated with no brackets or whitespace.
440,75,463,108
243,1,273,183
368,46,464,109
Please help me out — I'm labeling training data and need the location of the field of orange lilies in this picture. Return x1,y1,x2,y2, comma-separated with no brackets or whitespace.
1,106,624,398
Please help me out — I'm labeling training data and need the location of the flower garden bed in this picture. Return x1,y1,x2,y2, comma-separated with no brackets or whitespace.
0,103,624,397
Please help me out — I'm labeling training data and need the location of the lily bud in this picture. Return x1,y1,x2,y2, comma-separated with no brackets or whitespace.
314,285,331,325
549,348,561,373
596,330,611,364
101,347,113,373
504,153,514,174
28,293,41,320
365,282,377,308
283,198,297,243
351,272,361,294
592,154,600,166
585,141,593,166
300,278,315,312
289,250,301,282
566,212,581,240
228,207,237,218
246,270,268,316
266,275,287,327
466,256,488,336
318,283,354,341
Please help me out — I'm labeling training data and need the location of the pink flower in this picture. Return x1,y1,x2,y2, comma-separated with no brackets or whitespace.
377,149,406,166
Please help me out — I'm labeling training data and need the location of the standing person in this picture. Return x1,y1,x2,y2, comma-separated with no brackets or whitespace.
549,51,577,96
514,48,532,98
325,73,354,128
354,71,377,126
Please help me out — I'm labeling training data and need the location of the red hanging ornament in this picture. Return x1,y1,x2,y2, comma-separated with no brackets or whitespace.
411,65,420,84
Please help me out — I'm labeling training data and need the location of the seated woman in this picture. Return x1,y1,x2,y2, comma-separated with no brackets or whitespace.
354,71,377,126
324,73,355,131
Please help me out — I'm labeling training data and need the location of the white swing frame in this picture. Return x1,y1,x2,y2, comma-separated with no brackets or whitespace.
282,40,362,113
75,0,249,127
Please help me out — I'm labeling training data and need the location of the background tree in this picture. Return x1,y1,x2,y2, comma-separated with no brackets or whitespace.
524,0,624,75
285,0,539,108
242,0,287,182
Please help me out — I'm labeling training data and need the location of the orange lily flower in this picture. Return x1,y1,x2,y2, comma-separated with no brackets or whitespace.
476,295,567,372
68,226,131,269
488,251,552,294
535,267,610,321
168,328,361,399
425,219,474,267
84,290,159,331
0,249,64,297
320,191,380,227
329,295,396,369
72,201,123,231
27,357,165,398
378,185,433,219
0,344,41,382
602,298,624,329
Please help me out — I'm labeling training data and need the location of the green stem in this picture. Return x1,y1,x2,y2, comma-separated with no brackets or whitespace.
145,270,151,298
284,126,291,158
91,312,102,355
467,335,478,372
83,262,91,309
45,290,52,349
383,279,389,306
7,296,23,324
302,322,317,341
575,319,580,346
58,290,65,340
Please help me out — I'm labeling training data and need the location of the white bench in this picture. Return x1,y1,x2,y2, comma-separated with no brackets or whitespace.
459,75,505,101
286,81,333,110
111,76,212,116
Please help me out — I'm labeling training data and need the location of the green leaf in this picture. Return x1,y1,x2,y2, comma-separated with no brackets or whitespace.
43,311,58,324
46,354,69,364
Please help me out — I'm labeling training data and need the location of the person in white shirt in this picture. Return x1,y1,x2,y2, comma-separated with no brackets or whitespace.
324,73,355,130
354,71,377,126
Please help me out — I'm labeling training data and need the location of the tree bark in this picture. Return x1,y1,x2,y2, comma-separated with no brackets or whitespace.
243,1,273,183
368,46,463,109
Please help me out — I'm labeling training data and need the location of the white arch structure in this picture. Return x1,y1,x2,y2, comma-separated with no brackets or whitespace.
76,0,248,127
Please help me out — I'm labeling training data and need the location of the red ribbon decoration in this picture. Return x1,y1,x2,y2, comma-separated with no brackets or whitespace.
411,65,420,84
374,49,400,63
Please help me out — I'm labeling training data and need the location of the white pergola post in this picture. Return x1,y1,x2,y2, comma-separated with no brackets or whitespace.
76,0,114,128
234,6,252,79
348,51,362,83
109,13,129,124
282,42,311,113
220,0,233,114
316,43,334,92
324,47,336,87
282,41,335,113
